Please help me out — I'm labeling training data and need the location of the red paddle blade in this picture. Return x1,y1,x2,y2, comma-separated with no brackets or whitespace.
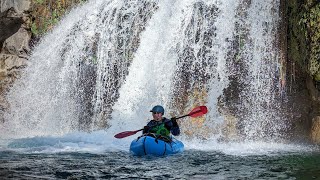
188,106,208,117
114,129,141,139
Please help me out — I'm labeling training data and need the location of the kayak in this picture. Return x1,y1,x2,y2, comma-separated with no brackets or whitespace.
130,134,184,156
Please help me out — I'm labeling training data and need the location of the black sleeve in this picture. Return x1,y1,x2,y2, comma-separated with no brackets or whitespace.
171,117,178,127
164,118,180,136
143,121,153,134
142,126,149,134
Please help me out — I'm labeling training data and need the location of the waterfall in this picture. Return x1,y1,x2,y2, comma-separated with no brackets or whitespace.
241,1,284,141
1,0,159,138
1,0,283,143
228,0,284,141
109,0,191,133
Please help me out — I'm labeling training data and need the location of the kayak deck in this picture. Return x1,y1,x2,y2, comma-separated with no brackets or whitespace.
130,134,184,156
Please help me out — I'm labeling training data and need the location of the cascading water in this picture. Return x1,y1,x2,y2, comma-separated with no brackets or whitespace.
236,0,286,141
1,0,158,138
109,0,194,134
2,2,320,179
221,0,285,142
1,0,285,147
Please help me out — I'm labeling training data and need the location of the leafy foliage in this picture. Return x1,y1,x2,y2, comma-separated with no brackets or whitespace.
298,2,320,80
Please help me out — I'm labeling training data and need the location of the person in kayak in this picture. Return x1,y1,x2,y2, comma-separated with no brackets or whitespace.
143,105,180,138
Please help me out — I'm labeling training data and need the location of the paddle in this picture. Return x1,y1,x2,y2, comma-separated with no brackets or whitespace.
114,105,208,139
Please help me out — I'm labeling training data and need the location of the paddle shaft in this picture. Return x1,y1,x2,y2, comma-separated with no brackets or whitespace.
114,106,207,138
175,109,202,119
119,110,199,135
114,116,181,139
142,109,203,131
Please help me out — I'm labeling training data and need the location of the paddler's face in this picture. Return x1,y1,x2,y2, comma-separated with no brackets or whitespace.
152,112,163,121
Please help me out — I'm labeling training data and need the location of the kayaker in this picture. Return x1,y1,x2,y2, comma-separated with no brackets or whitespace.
143,105,180,138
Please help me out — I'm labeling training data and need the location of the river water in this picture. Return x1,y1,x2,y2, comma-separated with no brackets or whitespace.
1,148,320,179
0,132,319,179
1,0,319,179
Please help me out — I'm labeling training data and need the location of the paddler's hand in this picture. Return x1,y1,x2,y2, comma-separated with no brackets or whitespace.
143,126,149,133
171,117,178,127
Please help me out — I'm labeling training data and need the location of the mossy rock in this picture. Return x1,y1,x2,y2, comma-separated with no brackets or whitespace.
314,72,320,81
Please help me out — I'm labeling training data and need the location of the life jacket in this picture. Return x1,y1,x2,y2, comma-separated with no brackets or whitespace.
149,123,170,137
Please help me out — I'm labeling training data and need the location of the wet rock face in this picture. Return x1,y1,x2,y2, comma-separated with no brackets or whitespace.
286,0,320,144
0,14,23,48
2,27,31,57
311,116,320,144
0,0,31,67
0,0,31,53
0,0,32,117
1,0,31,14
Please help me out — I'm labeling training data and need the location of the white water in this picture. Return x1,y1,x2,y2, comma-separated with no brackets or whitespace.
237,0,285,140
109,0,189,134
1,0,158,138
0,0,300,155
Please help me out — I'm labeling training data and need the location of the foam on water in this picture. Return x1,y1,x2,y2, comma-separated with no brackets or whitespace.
1,131,131,154
1,132,317,156
185,140,318,156
0,0,311,155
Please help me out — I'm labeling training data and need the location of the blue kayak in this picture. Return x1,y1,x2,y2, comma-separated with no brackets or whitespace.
130,134,184,156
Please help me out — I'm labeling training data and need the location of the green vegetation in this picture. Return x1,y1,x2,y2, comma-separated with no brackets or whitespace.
30,0,87,37
301,4,320,80
34,0,44,4
31,22,39,35
288,1,320,81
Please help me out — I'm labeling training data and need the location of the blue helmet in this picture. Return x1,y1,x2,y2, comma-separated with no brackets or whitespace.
150,105,164,115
